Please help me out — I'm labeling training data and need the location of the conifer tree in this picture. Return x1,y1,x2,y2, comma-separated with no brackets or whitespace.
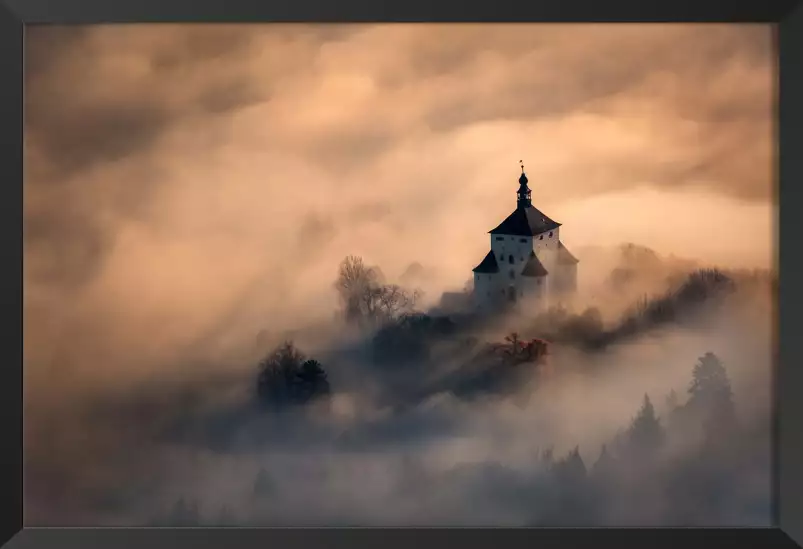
687,352,737,439
628,394,665,457
664,389,679,412
591,444,616,479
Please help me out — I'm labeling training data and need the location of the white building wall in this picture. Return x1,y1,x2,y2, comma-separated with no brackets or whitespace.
474,271,507,309
476,229,564,311
490,234,535,278
533,227,560,255
473,272,492,309
472,273,483,307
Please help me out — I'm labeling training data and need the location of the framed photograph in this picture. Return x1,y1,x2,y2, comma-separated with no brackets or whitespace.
4,1,802,548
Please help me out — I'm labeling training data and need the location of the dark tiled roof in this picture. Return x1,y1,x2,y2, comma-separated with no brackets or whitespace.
472,250,500,273
489,206,561,236
558,241,579,264
521,251,549,277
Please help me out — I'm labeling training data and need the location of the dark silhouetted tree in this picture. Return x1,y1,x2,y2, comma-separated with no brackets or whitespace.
553,446,587,481
687,352,737,440
295,359,331,401
590,444,616,480
256,342,330,409
664,389,679,413
257,341,304,408
372,313,458,365
587,444,621,524
541,447,591,525
676,269,735,304
627,394,664,459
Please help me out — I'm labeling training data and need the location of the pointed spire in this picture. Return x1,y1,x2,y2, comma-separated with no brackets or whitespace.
517,160,532,208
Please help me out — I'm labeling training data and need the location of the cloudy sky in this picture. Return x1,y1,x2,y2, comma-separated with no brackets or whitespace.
24,23,774,386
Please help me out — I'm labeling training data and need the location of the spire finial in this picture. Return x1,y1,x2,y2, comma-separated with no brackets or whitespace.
520,159,525,174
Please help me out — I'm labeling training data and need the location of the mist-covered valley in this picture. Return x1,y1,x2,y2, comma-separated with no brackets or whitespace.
23,242,775,527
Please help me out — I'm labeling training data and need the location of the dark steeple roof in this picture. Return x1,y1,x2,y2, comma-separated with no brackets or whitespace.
517,161,532,209
521,251,549,277
472,250,500,273
557,241,579,264
489,206,561,236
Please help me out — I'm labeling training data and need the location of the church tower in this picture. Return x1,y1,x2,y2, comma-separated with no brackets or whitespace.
471,161,579,311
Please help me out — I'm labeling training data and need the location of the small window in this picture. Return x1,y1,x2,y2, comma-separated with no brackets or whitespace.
508,255,514,264
495,236,504,241
519,238,527,243
549,232,553,238
539,235,544,240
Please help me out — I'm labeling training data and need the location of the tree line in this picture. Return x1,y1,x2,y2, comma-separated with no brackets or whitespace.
153,350,761,526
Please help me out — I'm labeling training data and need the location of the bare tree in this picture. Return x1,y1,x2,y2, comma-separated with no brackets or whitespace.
335,255,381,324
334,255,420,328
375,284,420,322
335,256,380,297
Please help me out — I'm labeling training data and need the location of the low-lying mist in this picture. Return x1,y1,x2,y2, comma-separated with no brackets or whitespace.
23,242,775,527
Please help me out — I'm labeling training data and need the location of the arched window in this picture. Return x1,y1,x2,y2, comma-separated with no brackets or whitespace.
549,232,553,238
508,255,514,264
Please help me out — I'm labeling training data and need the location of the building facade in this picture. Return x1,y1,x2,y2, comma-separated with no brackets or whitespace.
472,167,578,310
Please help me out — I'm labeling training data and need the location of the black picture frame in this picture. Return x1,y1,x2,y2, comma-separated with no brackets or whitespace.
3,1,802,548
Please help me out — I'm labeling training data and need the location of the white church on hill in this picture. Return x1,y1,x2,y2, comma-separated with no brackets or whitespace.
472,163,578,310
